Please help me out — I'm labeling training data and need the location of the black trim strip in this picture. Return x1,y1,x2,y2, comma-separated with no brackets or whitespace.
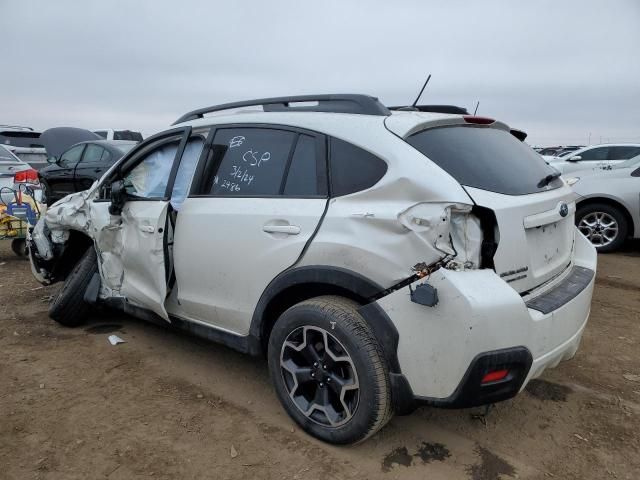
526,266,594,314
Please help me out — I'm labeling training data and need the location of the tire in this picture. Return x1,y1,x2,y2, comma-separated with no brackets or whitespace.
40,180,51,206
49,247,98,327
268,296,392,444
576,203,628,253
11,238,28,258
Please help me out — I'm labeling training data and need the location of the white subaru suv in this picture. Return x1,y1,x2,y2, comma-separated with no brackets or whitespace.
29,95,597,444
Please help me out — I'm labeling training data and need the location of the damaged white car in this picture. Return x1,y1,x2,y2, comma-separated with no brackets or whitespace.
29,94,597,444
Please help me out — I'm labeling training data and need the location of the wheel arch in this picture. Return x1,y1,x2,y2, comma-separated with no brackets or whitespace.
250,266,400,369
576,196,635,237
51,229,95,282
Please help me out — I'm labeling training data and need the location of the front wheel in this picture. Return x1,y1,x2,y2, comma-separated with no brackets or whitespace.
49,247,98,327
576,203,628,252
268,296,392,444
11,238,28,258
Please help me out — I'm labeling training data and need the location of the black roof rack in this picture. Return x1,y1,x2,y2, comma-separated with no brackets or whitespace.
389,105,469,115
173,94,391,125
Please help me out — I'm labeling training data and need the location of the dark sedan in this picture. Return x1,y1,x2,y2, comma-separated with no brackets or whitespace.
40,140,137,205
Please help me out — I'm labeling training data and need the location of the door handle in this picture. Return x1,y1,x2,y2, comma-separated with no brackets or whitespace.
263,224,300,235
139,225,155,233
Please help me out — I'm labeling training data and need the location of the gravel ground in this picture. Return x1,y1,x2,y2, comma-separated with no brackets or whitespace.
1,240,639,480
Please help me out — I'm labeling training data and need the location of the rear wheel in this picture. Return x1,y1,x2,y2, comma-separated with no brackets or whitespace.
268,296,392,444
49,247,98,327
576,203,628,252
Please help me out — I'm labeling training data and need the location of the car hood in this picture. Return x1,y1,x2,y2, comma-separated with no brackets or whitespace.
40,127,101,158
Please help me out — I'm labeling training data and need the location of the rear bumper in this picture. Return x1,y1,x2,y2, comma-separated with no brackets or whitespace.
374,228,597,412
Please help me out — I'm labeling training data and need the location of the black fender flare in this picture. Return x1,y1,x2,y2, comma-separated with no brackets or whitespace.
249,265,402,374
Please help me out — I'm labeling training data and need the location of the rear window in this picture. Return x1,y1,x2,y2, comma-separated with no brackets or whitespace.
406,126,562,195
0,131,43,148
0,145,20,163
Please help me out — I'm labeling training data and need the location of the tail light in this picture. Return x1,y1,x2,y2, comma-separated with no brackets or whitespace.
14,168,39,184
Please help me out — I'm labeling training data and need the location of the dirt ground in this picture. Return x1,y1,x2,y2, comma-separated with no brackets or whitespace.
1,241,639,480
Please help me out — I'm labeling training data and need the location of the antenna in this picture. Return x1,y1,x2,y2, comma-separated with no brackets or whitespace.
473,101,480,115
411,74,432,108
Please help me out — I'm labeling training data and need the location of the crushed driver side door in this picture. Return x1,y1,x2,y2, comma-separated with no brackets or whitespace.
100,127,192,321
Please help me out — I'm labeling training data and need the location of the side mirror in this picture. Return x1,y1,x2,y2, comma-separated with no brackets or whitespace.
108,179,127,216
47,156,57,164
567,155,582,162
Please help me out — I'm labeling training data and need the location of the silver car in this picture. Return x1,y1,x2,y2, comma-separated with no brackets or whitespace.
567,155,640,252
548,144,640,175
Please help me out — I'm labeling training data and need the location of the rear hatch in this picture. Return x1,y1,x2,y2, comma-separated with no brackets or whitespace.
402,121,573,294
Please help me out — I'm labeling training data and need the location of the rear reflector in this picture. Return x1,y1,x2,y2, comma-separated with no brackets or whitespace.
463,115,495,125
481,369,509,384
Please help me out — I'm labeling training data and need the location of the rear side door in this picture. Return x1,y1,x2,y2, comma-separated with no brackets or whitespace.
74,143,108,191
171,126,328,334
606,146,640,167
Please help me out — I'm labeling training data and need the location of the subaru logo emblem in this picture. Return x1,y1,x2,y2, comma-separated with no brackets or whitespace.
559,203,569,217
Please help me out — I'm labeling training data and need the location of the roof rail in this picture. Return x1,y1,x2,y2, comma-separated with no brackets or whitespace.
172,94,391,125
389,105,469,115
0,125,34,131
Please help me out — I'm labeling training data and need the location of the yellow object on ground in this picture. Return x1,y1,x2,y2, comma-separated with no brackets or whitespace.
0,192,41,239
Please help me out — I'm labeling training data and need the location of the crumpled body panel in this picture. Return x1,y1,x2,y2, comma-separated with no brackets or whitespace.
30,187,138,296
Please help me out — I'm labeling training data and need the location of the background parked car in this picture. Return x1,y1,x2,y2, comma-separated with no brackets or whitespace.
567,154,640,252
39,136,137,205
0,125,44,148
94,129,143,142
554,145,584,157
0,145,33,204
549,143,640,174
0,125,49,170
4,145,48,170
538,146,564,156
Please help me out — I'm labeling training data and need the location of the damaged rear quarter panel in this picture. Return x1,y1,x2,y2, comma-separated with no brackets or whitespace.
298,140,473,288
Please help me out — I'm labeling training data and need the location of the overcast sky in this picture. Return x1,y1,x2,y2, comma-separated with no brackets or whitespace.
2,0,639,146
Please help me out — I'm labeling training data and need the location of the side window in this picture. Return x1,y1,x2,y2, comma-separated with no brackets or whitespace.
59,145,85,165
579,147,608,161
329,137,387,196
124,140,180,199
208,128,296,196
283,134,327,196
170,133,206,209
82,144,104,163
94,131,107,139
607,146,640,160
